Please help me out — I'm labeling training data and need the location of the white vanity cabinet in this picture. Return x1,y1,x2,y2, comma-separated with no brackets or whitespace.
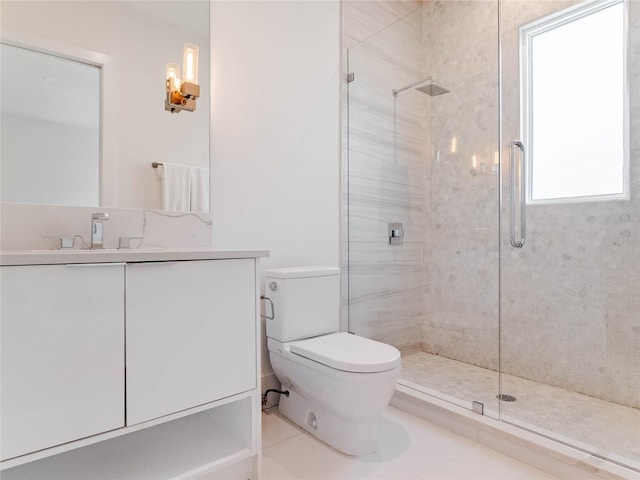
0,263,125,461
126,259,256,424
0,249,266,480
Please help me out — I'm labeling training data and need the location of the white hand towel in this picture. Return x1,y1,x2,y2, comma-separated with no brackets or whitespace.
190,166,210,213
161,163,191,211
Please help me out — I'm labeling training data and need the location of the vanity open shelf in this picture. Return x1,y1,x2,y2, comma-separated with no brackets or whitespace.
0,249,267,480
2,395,254,480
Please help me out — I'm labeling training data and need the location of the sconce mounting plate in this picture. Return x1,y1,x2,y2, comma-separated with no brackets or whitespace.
165,79,200,113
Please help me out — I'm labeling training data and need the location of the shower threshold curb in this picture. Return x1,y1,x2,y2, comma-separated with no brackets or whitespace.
391,384,637,480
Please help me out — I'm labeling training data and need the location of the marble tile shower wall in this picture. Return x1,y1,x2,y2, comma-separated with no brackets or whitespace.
341,1,423,331
344,0,638,409
420,0,501,371
345,6,426,349
499,0,640,408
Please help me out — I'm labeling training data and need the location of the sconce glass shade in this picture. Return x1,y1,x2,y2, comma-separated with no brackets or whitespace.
167,63,181,89
449,136,458,154
183,43,199,84
166,47,199,113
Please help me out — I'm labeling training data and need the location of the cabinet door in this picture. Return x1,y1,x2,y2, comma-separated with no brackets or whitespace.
0,264,125,461
126,259,256,425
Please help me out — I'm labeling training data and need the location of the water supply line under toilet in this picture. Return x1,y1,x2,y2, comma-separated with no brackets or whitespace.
262,389,290,414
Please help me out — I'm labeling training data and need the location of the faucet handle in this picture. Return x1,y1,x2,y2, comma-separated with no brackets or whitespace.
44,236,76,249
92,212,110,221
118,236,143,249
58,237,75,249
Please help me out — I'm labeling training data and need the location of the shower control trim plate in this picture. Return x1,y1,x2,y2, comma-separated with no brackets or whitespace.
388,223,404,245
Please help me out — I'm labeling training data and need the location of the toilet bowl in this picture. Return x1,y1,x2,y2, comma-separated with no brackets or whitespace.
264,267,401,456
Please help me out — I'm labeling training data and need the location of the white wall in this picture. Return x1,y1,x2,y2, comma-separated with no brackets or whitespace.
209,1,341,381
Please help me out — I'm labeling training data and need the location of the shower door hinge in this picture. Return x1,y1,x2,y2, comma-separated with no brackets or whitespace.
472,401,484,415
347,73,355,83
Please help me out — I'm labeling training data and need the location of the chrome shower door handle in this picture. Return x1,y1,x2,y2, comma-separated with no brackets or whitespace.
509,140,526,248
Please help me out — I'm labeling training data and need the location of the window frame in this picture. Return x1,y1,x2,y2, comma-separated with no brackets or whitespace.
519,0,630,205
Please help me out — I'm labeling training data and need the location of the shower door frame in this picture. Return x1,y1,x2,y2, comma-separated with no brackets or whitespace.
344,1,503,420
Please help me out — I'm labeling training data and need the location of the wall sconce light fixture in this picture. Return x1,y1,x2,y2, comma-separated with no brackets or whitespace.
470,154,486,175
470,151,500,176
165,43,200,113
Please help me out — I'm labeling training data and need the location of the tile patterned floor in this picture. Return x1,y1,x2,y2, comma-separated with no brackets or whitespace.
262,406,559,480
400,351,640,470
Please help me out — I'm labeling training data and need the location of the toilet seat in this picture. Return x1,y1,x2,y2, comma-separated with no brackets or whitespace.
289,332,401,373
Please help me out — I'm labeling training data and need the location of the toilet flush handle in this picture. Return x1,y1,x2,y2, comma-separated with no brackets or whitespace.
260,295,275,320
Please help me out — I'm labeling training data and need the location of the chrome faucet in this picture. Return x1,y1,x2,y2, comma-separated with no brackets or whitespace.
91,212,110,249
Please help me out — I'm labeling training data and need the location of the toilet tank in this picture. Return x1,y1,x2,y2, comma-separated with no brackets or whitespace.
264,267,340,342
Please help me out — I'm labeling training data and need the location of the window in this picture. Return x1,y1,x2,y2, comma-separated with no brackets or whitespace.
520,0,628,204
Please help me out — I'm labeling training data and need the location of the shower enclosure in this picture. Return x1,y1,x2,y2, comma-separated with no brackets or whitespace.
344,0,638,471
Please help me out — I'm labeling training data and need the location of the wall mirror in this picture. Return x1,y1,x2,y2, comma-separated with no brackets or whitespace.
520,0,629,204
1,44,100,207
0,1,210,212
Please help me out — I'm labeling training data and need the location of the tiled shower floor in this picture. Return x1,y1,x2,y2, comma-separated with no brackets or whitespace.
400,351,640,470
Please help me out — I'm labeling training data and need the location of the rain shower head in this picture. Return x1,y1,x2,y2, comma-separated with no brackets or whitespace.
415,82,450,96
392,76,451,97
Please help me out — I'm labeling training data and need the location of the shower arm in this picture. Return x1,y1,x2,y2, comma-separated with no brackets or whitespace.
392,76,433,97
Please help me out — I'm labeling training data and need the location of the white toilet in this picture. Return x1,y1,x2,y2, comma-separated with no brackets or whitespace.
265,267,401,456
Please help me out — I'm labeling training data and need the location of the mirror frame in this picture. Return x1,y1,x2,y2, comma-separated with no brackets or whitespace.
1,27,116,207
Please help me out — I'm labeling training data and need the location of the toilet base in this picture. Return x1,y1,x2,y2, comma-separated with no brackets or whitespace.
279,388,378,456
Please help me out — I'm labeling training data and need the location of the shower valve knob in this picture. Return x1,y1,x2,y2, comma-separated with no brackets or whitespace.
388,222,404,245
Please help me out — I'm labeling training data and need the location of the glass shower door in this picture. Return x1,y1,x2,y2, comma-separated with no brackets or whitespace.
346,1,502,418
499,0,640,469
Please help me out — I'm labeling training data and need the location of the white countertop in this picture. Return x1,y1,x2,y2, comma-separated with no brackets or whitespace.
0,248,269,266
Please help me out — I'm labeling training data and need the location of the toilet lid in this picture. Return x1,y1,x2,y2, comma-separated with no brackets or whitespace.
290,332,401,373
